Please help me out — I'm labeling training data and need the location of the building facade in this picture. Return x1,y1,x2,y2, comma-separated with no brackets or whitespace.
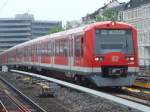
32,21,62,39
0,13,62,53
82,0,125,24
0,18,32,52
119,0,150,66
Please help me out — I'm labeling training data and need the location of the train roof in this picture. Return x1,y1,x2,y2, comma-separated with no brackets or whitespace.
0,21,135,55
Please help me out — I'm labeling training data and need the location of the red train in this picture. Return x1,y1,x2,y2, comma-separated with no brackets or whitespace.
0,21,138,87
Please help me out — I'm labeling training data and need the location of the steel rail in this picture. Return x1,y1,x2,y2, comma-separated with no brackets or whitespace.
11,69,150,112
0,72,47,112
0,100,8,112
4,90,31,112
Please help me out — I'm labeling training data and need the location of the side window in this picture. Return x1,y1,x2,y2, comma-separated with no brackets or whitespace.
26,47,29,57
74,35,84,57
31,45,34,55
38,42,41,56
59,40,63,56
63,39,68,56
75,37,81,57
47,40,51,56
35,44,37,55
81,37,84,57
23,46,27,57
41,43,44,56
51,41,54,56
44,42,48,56
55,40,59,56
41,42,47,56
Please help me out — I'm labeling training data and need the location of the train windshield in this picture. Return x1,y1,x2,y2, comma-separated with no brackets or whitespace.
95,29,134,55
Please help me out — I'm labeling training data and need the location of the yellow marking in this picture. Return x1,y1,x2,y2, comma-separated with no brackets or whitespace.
134,81,150,89
143,91,150,94
123,86,150,94
22,77,32,81
126,88,141,93
37,82,50,89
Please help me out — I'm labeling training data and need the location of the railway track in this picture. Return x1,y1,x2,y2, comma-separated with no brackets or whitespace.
10,69,150,112
0,90,31,112
134,76,150,89
135,69,150,89
0,100,8,112
0,74,47,112
97,87,150,107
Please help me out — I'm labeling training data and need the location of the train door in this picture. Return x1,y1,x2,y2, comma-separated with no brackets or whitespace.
69,35,74,71
74,34,84,66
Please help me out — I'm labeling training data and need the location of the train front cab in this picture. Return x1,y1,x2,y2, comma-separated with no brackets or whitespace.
89,22,138,87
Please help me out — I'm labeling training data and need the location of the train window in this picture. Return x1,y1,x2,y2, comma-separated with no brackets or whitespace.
27,47,29,56
63,39,68,56
26,47,28,57
44,42,48,56
40,43,42,56
30,45,32,56
47,41,51,56
31,45,34,55
74,35,84,58
37,42,41,56
81,37,84,57
33,45,35,55
23,47,25,57
43,42,47,56
75,36,81,57
54,39,68,57
59,40,63,56
95,29,134,55
69,37,73,57
51,41,54,56
55,40,59,56
40,42,46,56
35,44,37,55
99,30,126,35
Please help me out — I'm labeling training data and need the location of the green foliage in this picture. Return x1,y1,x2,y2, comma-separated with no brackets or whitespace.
49,26,64,34
95,9,118,22
65,21,81,30
65,21,72,30
95,15,104,22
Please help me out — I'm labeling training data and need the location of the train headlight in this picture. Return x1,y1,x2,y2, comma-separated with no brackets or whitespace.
99,57,104,61
126,56,134,61
125,57,129,61
111,22,115,26
130,57,134,61
95,57,104,62
95,57,99,61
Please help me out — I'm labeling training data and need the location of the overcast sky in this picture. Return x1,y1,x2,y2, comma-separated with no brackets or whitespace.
0,0,129,24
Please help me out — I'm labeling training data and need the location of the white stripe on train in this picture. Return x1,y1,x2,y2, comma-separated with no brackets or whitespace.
8,62,139,73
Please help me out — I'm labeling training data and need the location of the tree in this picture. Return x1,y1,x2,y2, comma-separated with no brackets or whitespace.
95,9,118,22
49,26,64,34
65,21,73,30
95,15,104,22
103,9,118,21
65,20,81,30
